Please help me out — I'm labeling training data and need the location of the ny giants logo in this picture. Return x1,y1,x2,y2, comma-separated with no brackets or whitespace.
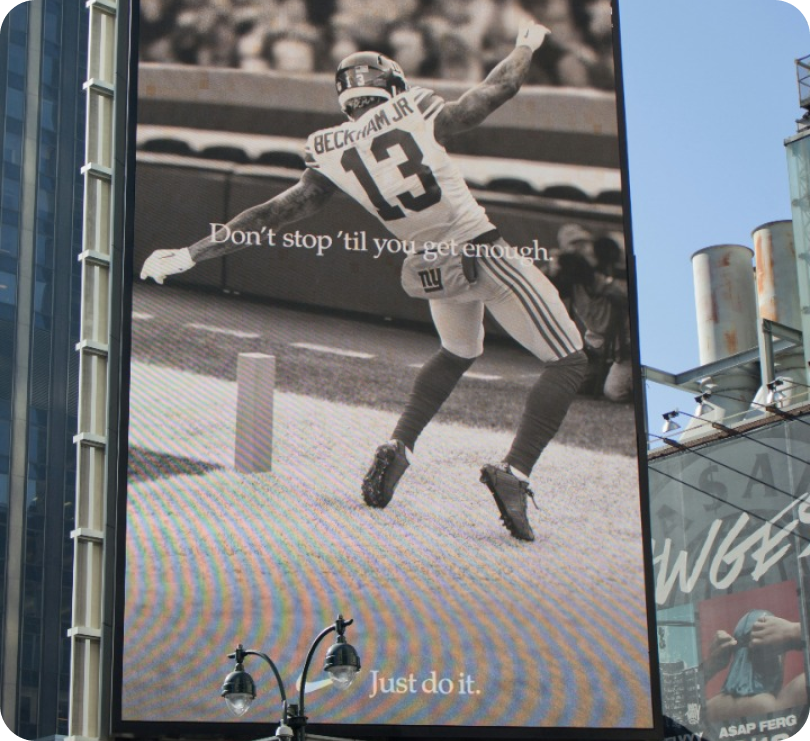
418,267,443,293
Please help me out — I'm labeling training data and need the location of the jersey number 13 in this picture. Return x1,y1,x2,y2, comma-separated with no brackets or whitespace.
340,129,442,221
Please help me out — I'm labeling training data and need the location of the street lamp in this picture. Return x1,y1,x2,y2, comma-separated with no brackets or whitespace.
221,614,361,741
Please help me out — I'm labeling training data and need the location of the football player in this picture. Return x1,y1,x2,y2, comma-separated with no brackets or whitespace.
141,20,587,542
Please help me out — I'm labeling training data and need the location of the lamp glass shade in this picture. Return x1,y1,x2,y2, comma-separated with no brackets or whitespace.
222,667,256,716
695,401,712,417
662,416,680,434
768,388,787,405
326,665,357,689
224,693,254,717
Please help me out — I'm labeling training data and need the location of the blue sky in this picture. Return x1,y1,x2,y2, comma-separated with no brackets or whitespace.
619,0,810,433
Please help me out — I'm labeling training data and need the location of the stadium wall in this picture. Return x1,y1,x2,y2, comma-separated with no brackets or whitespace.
136,65,620,167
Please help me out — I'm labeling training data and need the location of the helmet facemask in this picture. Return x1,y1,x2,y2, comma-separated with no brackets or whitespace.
342,93,391,119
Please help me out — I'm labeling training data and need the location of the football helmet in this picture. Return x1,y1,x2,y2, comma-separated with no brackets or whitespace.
335,52,408,117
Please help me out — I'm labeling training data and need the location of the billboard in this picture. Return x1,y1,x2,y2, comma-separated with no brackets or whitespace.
649,419,810,741
113,0,658,738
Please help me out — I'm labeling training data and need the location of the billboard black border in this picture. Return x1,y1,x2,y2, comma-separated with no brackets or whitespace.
109,0,139,735
109,0,663,738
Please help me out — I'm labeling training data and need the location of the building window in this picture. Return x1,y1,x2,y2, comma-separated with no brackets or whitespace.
0,271,17,305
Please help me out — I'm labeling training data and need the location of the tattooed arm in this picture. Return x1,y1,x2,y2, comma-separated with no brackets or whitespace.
433,21,550,144
140,168,337,283
188,169,336,262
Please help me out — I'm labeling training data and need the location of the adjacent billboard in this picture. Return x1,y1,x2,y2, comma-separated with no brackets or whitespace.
649,419,810,741
113,0,659,738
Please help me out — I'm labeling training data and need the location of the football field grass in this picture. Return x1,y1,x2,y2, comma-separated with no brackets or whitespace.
121,361,654,730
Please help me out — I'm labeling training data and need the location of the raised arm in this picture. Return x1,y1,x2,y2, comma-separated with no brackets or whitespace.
140,168,337,284
433,21,550,144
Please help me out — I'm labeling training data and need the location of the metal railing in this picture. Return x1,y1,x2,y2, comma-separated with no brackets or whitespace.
797,54,810,110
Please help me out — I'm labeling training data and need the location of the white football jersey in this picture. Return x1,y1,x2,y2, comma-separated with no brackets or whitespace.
305,86,495,245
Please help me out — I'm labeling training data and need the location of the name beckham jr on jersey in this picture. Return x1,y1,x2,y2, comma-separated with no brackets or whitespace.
307,86,496,246
310,97,416,154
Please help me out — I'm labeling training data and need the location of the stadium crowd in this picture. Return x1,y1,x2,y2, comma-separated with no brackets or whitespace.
139,0,615,89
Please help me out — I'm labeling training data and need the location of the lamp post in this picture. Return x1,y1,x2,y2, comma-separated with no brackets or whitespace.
221,614,361,741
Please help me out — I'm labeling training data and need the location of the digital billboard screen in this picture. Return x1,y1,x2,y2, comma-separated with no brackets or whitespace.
113,0,659,737
649,420,810,741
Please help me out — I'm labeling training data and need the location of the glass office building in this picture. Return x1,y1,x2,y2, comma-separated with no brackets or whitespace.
0,1,88,737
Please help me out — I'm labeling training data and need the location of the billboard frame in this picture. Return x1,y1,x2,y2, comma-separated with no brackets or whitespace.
107,1,663,739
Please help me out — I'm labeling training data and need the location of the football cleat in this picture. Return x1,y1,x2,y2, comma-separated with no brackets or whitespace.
479,463,537,541
362,440,410,508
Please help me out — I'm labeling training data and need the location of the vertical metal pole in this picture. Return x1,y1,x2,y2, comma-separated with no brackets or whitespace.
68,1,121,739
786,129,810,386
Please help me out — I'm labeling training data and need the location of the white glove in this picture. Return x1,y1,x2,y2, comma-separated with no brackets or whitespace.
140,247,194,285
516,21,550,52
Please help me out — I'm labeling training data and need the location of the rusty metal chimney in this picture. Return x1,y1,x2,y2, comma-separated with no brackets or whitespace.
750,220,805,410
754,221,800,327
688,244,759,429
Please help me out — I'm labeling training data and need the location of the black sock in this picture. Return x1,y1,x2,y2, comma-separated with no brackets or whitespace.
505,350,588,476
392,348,475,451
